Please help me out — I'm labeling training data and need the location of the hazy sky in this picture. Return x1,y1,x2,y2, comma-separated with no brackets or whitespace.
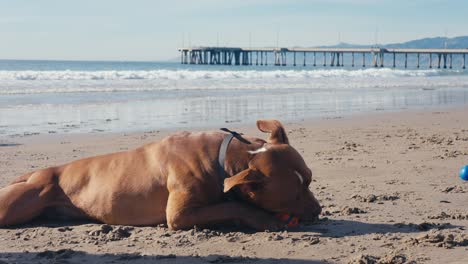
1,0,467,61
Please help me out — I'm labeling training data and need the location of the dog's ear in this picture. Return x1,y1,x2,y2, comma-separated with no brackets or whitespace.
224,168,265,193
256,119,289,145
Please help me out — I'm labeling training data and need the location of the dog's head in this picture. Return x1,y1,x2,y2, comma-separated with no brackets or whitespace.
224,120,321,221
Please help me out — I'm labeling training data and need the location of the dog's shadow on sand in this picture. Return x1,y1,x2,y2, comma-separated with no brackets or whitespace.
0,251,325,264
17,217,459,238
295,218,459,238
0,219,459,263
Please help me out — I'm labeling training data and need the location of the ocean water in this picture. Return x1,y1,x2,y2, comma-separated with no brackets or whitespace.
0,60,468,137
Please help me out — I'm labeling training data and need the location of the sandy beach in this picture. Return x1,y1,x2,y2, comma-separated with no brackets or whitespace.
0,106,467,263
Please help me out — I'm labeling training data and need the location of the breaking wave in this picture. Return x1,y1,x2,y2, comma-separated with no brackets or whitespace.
0,68,456,81
0,68,467,95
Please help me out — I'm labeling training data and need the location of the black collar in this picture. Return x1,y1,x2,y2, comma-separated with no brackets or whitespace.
218,128,251,193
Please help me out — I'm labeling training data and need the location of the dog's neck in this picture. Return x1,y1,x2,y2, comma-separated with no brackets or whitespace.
223,137,266,177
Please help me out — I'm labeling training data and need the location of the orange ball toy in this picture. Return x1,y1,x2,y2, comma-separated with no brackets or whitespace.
275,213,299,227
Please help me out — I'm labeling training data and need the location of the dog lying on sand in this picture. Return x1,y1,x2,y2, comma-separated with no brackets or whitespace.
0,120,321,230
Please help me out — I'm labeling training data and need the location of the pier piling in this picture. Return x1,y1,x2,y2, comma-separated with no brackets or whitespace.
464,54,466,69
380,52,384,67
405,53,408,68
372,52,377,67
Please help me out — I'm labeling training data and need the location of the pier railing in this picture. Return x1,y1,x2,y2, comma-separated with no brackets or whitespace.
178,47,468,69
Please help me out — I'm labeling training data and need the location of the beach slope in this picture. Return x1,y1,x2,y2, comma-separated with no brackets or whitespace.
0,107,467,263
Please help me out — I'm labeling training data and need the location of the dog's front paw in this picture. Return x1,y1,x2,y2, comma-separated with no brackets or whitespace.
244,213,286,231
262,217,287,232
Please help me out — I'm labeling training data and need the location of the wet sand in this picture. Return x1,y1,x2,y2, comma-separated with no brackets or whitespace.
0,106,467,263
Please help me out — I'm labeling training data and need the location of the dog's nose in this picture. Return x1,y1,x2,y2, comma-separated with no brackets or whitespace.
300,192,322,221
302,205,321,221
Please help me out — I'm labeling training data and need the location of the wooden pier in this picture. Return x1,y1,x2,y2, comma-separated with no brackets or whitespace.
179,47,468,69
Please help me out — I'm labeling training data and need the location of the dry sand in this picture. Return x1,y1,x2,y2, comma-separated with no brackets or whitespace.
1,107,468,263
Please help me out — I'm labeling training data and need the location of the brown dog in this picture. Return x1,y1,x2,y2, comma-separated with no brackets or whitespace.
0,120,321,230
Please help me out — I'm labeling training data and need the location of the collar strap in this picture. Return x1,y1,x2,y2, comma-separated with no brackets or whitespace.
217,128,251,190
218,132,235,188
218,128,252,200
220,128,252,144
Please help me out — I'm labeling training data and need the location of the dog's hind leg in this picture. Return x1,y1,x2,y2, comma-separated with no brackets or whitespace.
0,168,58,227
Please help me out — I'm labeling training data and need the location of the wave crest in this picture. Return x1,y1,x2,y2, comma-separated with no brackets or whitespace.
0,68,451,81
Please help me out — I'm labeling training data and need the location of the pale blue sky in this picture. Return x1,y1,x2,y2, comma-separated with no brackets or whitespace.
1,0,467,61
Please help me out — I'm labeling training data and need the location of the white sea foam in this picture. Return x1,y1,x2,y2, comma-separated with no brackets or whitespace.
0,68,467,95
0,68,454,81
